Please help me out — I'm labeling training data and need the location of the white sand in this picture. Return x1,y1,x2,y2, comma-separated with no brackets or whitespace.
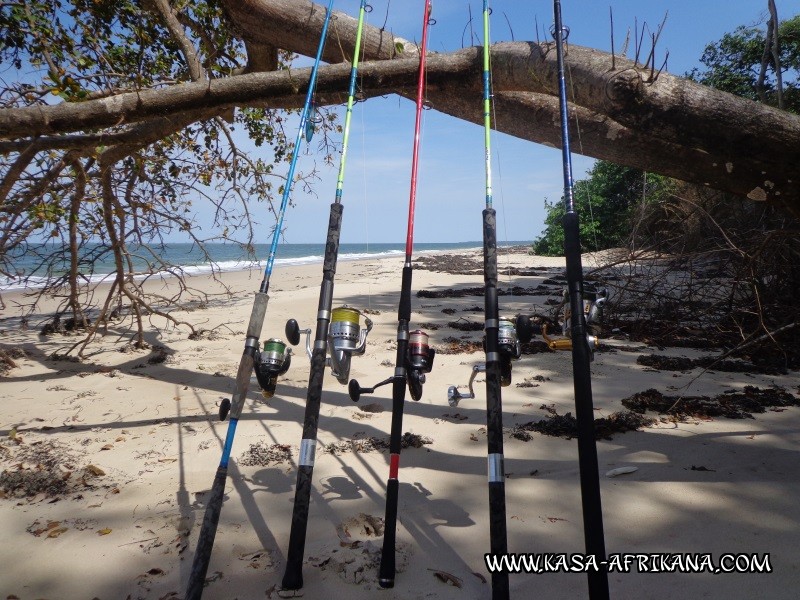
0,249,797,599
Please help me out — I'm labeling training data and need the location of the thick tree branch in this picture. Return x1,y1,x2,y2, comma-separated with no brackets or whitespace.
1,0,798,213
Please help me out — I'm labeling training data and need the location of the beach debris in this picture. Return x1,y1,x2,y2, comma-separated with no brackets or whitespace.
430,569,463,588
637,354,784,375
337,513,384,542
358,402,384,413
238,442,293,467
514,410,655,441
418,285,550,299
447,319,483,332
147,346,169,364
97,527,112,535
621,386,799,420
605,466,638,478
0,440,115,499
435,337,483,355
322,433,432,455
690,465,715,472
236,548,276,571
1,348,27,375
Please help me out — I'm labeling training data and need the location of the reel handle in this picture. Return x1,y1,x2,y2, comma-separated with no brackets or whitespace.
285,319,301,345
348,376,394,402
446,363,486,407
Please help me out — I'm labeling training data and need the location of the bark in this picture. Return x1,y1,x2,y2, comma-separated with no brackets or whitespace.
1,0,798,215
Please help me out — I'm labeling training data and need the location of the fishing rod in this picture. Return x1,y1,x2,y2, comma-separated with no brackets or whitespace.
551,1,610,598
444,3,516,598
280,0,372,592
347,0,435,589
184,2,335,597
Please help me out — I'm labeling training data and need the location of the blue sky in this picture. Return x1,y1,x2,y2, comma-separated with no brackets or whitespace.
212,0,800,246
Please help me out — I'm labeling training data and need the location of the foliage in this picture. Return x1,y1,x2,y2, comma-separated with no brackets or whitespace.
600,15,800,368
688,15,800,113
534,13,799,258
532,161,674,256
0,0,338,353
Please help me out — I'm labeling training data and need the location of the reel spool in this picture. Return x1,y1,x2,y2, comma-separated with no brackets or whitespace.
348,328,436,403
407,329,435,401
496,317,522,387
285,305,373,385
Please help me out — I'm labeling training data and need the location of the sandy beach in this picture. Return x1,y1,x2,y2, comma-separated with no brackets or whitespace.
1,247,798,600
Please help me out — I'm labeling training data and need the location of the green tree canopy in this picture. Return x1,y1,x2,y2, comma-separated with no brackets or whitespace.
532,161,673,256
689,15,800,112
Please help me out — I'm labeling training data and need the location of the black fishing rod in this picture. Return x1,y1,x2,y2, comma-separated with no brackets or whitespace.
347,0,435,589
445,3,518,598
551,1,610,598
184,2,335,598
280,0,371,592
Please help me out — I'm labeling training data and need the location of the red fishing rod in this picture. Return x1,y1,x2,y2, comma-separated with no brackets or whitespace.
347,0,435,588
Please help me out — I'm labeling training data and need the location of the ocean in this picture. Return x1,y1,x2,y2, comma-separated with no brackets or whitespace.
1,241,530,292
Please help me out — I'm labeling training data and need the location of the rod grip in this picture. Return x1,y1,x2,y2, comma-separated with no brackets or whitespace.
398,266,413,321
379,478,400,588
282,465,315,591
323,203,343,276
186,468,227,600
482,208,498,283
488,480,509,600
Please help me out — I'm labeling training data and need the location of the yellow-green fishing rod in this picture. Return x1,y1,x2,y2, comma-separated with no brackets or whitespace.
280,0,372,592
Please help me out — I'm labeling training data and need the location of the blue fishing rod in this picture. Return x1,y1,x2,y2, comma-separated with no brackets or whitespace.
185,2,335,597
551,1,610,598
280,0,372,592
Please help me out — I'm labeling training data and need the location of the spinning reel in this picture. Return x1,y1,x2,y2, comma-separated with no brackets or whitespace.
285,305,373,385
219,337,292,421
254,338,293,398
447,317,522,407
541,287,608,353
349,329,436,403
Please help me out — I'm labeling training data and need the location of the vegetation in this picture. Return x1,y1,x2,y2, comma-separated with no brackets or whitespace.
536,10,800,368
532,162,674,256
534,13,799,258
0,0,338,353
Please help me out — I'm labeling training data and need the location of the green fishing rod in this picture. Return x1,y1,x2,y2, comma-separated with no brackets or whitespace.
552,1,610,598
185,2,335,597
280,0,372,592
445,4,520,598
347,0,436,589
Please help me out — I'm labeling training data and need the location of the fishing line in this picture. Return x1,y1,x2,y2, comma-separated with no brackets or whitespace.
566,60,600,251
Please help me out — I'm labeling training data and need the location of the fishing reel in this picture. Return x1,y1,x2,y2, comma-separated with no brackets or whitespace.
541,287,608,353
285,305,373,385
254,338,293,398
218,337,292,421
349,329,436,403
447,317,522,407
